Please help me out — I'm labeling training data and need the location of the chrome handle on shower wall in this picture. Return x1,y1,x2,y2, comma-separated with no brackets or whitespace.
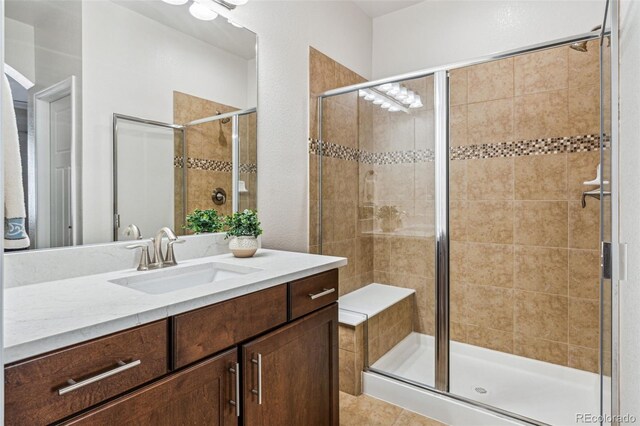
581,189,611,208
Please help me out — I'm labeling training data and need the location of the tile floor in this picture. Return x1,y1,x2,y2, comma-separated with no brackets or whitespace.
340,392,447,426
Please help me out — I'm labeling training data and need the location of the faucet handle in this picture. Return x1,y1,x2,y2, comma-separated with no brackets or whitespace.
126,243,152,271
164,239,186,266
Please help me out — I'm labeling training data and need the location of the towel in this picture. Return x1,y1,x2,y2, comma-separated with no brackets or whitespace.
3,74,30,250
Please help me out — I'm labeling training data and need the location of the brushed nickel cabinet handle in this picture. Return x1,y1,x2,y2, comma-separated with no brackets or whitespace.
229,363,241,417
58,359,142,395
309,287,336,300
251,353,262,405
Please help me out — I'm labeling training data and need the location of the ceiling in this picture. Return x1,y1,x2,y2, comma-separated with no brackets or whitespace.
352,1,423,18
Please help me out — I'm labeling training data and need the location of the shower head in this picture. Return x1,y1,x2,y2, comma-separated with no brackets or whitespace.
216,111,231,124
570,41,589,52
569,25,602,52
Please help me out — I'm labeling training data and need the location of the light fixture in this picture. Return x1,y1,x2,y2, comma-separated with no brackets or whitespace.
378,83,393,91
358,90,367,97
225,0,248,4
189,1,218,20
372,97,384,105
381,102,391,109
364,92,376,101
397,87,409,100
388,106,401,112
387,83,400,96
162,0,189,4
409,95,423,108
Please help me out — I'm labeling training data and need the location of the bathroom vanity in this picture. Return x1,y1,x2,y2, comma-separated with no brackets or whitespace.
4,250,344,425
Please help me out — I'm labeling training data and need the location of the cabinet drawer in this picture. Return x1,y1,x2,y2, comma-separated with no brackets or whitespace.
5,320,168,426
289,269,339,320
173,284,287,369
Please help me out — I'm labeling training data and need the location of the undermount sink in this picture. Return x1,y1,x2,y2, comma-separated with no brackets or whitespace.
109,262,262,295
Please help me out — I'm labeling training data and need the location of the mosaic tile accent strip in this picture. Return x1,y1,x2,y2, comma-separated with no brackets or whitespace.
174,156,257,173
309,134,609,164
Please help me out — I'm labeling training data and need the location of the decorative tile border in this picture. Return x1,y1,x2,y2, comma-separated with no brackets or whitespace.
174,156,257,173
309,134,609,165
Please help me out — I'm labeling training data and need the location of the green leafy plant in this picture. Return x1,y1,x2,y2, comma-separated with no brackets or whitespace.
184,209,224,234
225,209,263,238
375,205,403,221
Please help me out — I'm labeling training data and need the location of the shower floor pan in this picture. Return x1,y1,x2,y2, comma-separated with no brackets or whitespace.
366,332,605,425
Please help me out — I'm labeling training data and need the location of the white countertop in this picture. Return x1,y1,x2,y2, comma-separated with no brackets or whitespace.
4,249,346,364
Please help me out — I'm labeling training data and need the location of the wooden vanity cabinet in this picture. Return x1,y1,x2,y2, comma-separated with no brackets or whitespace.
243,303,339,426
5,269,339,426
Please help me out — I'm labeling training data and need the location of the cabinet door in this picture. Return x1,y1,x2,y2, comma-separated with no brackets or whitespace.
242,303,339,426
63,349,239,425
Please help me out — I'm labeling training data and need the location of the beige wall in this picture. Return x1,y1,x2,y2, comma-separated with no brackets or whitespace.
448,41,602,373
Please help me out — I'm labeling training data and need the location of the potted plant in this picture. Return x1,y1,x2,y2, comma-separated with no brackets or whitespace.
375,205,404,233
225,209,263,258
184,209,224,234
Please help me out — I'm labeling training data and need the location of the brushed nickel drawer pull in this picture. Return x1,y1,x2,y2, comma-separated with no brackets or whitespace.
58,359,142,395
251,353,262,405
229,363,241,417
309,287,336,300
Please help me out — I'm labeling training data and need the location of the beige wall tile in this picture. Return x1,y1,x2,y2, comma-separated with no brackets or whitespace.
568,41,600,88
514,48,568,95
569,200,600,249
514,333,568,366
449,68,468,106
340,325,357,352
450,280,469,325
450,321,467,343
450,105,468,147
514,290,568,341
569,297,599,349
466,285,514,331
450,160,467,201
569,249,600,299
339,348,356,395
467,325,514,353
514,201,568,247
456,242,514,288
514,90,569,140
467,98,514,144
389,237,434,277
568,84,600,135
567,151,601,201
309,47,337,95
568,345,599,374
514,153,567,200
514,246,568,295
468,58,514,103
465,201,514,244
450,200,468,242
466,157,514,200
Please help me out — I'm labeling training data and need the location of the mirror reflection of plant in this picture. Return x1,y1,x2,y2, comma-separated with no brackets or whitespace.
225,209,263,238
184,209,224,234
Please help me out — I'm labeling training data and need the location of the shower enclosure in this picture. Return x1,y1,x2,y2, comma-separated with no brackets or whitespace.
113,107,257,240
311,8,615,425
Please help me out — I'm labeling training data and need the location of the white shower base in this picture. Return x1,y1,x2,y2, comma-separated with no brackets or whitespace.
367,332,606,425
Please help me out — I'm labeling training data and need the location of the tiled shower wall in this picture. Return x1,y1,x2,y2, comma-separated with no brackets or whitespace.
174,91,257,231
308,47,374,297
310,41,603,373
448,41,603,373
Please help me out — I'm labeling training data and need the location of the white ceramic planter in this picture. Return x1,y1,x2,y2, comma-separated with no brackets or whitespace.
228,236,259,258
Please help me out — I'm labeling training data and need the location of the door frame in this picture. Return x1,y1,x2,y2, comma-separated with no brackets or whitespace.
33,76,81,248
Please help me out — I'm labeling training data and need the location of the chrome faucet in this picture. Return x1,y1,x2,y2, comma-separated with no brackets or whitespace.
127,226,184,271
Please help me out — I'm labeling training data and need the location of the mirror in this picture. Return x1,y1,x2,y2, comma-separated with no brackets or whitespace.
3,0,257,251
